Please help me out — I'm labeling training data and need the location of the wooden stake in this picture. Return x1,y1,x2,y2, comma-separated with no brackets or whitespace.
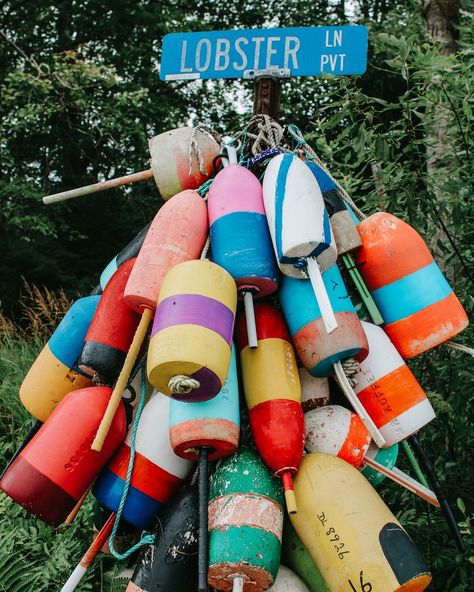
64,487,91,525
253,77,281,119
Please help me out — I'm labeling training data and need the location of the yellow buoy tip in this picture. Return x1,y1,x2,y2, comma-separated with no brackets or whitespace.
284,488,298,515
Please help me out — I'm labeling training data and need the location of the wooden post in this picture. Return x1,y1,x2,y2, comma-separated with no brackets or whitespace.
253,76,282,119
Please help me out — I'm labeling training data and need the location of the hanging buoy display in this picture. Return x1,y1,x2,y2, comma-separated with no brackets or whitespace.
208,145,279,348
268,565,310,592
126,482,199,592
208,446,284,592
237,303,304,515
19,295,100,422
353,322,436,446
354,212,469,358
263,153,338,334
361,442,399,486
1,386,126,526
290,453,432,592
93,390,193,530
79,259,141,385
299,368,330,413
147,259,237,401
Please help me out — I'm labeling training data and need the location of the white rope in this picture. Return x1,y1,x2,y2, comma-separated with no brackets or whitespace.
445,340,474,357
168,375,200,394
200,235,210,260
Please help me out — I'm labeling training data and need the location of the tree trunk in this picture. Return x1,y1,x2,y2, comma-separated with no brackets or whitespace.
422,0,459,54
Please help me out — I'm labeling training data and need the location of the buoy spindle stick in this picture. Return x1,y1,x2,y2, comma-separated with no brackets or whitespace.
243,291,258,349
342,252,384,325
92,308,153,451
281,472,298,515
64,487,91,525
232,576,245,592
333,361,386,448
43,169,154,205
0,420,42,479
306,257,337,334
198,447,209,592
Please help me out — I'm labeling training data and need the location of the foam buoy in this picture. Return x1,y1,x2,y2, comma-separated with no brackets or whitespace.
299,368,330,413
79,259,141,384
93,390,193,529
361,442,399,486
355,212,468,358
208,446,284,591
19,295,100,422
1,386,126,526
290,453,432,592
237,303,304,515
268,565,310,592
148,259,237,401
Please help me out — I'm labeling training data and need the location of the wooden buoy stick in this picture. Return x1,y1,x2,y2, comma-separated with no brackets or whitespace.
243,291,258,349
333,361,386,448
60,512,116,592
281,472,298,515
342,252,384,325
198,447,209,592
232,576,245,592
64,487,91,525
306,257,337,334
363,457,439,507
43,169,154,205
0,420,42,479
401,439,430,488
92,308,153,451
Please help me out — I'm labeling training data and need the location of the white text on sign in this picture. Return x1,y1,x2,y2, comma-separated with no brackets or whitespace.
320,29,345,72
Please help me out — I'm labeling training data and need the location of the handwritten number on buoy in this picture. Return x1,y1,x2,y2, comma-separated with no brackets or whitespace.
348,571,372,592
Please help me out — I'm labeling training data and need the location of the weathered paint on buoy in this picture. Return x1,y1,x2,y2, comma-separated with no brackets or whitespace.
290,453,432,592
353,322,435,447
268,565,310,591
279,265,369,377
299,368,330,413
208,163,278,298
19,295,100,422
304,405,371,467
169,345,240,461
208,446,284,591
149,127,220,201
124,189,208,314
237,303,304,514
93,391,193,529
79,259,141,384
355,212,468,358
147,260,237,401
1,386,126,526
361,442,399,486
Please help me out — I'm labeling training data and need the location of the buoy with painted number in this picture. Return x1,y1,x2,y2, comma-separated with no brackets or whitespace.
361,442,399,487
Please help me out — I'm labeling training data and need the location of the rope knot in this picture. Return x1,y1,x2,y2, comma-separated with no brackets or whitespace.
169,375,200,394
341,357,360,388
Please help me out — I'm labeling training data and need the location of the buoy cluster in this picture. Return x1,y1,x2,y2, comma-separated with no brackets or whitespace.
1,125,469,592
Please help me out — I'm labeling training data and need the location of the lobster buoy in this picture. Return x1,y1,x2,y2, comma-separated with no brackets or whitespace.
126,482,199,592
79,259,141,384
237,303,304,515
1,386,126,526
290,453,432,592
19,295,100,422
208,446,284,591
353,322,436,446
93,390,193,529
355,212,468,358
304,405,371,467
100,223,151,290
268,565,310,592
149,127,220,200
361,442,399,487
299,368,330,413
148,260,237,401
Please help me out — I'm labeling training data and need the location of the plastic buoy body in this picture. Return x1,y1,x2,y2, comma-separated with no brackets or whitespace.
362,442,399,486
93,391,193,529
208,446,284,591
237,303,304,508
306,162,361,255
1,386,126,526
280,265,368,377
124,190,208,313
290,453,432,592
268,565,310,592
208,164,278,297
126,482,199,592
149,127,220,200
169,345,240,461
19,295,100,421
148,260,237,401
354,322,435,447
304,405,371,467
79,259,141,384
263,154,337,278
355,212,468,358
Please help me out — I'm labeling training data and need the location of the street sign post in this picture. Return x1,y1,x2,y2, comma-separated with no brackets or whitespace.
160,26,368,81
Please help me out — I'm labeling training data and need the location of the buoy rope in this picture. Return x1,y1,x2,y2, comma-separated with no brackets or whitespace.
168,375,200,394
445,340,474,357
341,357,360,388
108,366,155,559
200,235,210,260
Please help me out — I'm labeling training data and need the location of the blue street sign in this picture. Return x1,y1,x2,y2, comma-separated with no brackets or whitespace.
160,26,368,81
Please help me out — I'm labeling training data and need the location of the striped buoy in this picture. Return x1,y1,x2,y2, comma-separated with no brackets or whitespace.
79,259,141,384
19,295,100,422
237,303,304,515
147,259,237,401
268,565,310,592
299,368,330,413
149,127,220,200
353,322,436,447
1,386,126,526
208,446,284,591
361,442,399,486
93,390,193,529
291,453,432,592
355,212,468,358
